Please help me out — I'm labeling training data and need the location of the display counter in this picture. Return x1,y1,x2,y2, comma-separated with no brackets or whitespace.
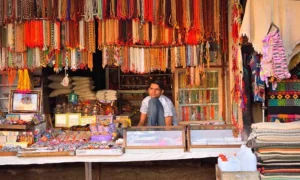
124,126,186,153
187,124,244,153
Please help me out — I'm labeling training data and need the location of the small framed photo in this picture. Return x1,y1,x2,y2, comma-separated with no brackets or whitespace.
55,114,68,128
9,90,42,113
96,115,114,125
67,113,81,127
33,76,42,88
80,115,96,126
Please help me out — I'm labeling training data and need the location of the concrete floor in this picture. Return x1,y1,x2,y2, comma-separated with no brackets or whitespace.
0,158,217,180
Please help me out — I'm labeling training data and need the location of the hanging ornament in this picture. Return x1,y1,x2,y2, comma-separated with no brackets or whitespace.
16,68,31,93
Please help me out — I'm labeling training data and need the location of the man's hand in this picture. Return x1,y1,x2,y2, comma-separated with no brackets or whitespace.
165,116,172,126
138,113,147,126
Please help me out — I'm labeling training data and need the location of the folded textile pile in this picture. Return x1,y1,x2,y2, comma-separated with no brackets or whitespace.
48,75,73,97
72,76,96,100
247,122,300,179
96,90,117,102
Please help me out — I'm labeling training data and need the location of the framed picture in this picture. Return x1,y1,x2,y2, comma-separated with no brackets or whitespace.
55,114,68,128
33,76,42,88
68,113,81,127
96,115,114,125
80,115,96,126
9,90,42,113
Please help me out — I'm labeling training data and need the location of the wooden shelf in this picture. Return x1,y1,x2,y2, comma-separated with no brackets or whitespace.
0,124,34,130
0,97,9,100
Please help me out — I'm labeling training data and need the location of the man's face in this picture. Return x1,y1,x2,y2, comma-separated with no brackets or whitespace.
148,83,164,98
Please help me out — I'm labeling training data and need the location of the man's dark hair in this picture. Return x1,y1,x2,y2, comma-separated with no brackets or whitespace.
149,79,165,90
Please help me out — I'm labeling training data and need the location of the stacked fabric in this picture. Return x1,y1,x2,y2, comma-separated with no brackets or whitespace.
72,76,96,101
247,122,300,180
48,75,73,97
96,90,117,102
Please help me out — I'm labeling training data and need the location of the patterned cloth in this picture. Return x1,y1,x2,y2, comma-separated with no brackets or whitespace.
267,79,300,122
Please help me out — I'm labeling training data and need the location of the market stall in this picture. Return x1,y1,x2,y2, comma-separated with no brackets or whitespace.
0,0,254,180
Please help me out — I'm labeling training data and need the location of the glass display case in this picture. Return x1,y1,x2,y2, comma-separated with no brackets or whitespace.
173,68,224,124
187,125,242,152
124,126,186,153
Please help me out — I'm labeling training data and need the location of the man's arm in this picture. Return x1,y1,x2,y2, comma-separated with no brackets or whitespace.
138,113,147,126
165,116,172,126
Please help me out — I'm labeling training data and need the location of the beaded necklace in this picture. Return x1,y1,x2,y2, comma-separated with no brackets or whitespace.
205,41,210,68
0,48,6,70
7,0,14,23
97,0,103,20
15,23,26,52
62,0,68,20
41,0,46,18
54,21,61,50
36,0,42,18
180,46,186,68
66,0,71,20
97,20,103,49
79,19,85,50
88,21,95,53
70,0,76,20
57,0,62,20
214,0,220,43
114,19,119,45
70,48,76,69
84,0,94,21
61,21,67,48
47,0,52,20
15,0,21,22
7,23,14,51
87,52,93,70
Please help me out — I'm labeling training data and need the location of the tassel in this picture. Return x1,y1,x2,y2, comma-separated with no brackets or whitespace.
17,69,24,92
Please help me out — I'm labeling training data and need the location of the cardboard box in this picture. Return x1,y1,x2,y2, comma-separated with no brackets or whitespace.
215,165,260,180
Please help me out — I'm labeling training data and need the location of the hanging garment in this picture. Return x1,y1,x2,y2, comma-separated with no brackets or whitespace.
249,54,265,103
240,0,300,63
260,31,291,89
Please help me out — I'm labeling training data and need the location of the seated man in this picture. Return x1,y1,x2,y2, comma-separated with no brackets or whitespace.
138,80,177,126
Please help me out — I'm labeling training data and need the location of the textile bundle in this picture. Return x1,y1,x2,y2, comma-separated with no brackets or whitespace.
247,122,300,179
267,79,300,123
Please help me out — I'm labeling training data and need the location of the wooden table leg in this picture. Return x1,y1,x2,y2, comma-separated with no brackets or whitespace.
85,162,92,180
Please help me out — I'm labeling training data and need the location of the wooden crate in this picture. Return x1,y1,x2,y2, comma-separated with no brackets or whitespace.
215,165,260,180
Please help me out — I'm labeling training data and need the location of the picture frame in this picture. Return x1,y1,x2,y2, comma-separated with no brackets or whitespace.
96,115,114,125
9,90,42,113
80,115,96,126
32,75,42,88
55,114,68,128
68,113,81,127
